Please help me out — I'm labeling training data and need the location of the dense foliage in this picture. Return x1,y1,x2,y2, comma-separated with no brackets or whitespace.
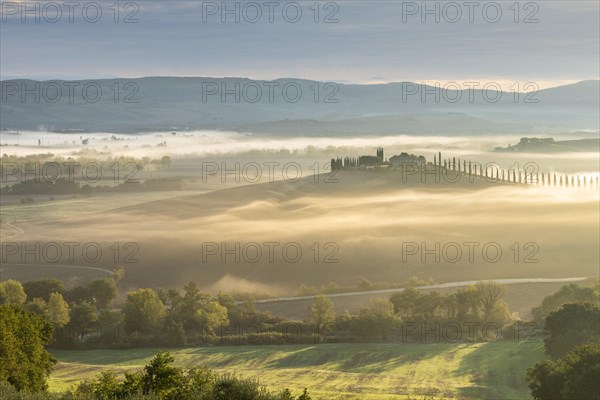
531,283,599,324
0,305,56,391
527,300,600,399
74,352,312,400
2,276,599,398
527,343,600,400
0,352,311,400
544,302,600,359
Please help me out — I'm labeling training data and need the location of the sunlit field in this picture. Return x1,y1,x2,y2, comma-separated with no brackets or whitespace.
49,342,545,400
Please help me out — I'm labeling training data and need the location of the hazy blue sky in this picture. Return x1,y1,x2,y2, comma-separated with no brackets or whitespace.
1,1,598,87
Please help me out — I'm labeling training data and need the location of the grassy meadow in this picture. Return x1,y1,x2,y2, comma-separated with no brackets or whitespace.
49,341,545,399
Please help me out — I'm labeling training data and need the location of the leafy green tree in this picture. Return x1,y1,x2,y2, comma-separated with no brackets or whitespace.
163,319,186,346
26,297,48,316
165,282,230,335
46,292,70,327
527,359,563,400
352,299,397,340
196,301,229,335
475,281,505,321
185,366,215,394
309,295,336,331
452,287,480,322
22,278,64,302
390,287,421,318
414,291,443,319
165,288,182,311
118,371,144,397
69,302,99,342
368,299,397,340
123,288,166,334
217,293,239,316
0,305,56,391
86,371,120,400
141,352,185,396
527,343,600,400
559,343,600,399
0,280,27,305
65,285,92,304
242,298,257,315
88,278,117,308
156,288,170,307
544,302,600,359
177,282,210,329
112,266,126,283
216,292,245,326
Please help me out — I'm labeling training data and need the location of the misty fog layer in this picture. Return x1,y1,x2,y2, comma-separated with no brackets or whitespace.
4,170,597,294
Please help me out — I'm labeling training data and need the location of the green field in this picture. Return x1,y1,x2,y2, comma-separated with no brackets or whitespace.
49,341,544,399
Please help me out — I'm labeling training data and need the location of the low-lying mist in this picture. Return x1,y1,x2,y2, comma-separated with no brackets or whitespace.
5,170,598,295
2,130,598,175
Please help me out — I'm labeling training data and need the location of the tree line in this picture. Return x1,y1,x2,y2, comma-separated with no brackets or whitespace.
1,276,598,398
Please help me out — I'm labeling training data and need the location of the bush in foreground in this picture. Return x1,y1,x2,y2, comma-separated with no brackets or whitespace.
73,351,310,399
527,342,600,400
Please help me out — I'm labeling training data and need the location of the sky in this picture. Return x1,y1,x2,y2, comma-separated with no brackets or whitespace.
0,1,599,88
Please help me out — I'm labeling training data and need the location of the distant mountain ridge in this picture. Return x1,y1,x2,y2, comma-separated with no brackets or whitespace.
1,77,598,134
